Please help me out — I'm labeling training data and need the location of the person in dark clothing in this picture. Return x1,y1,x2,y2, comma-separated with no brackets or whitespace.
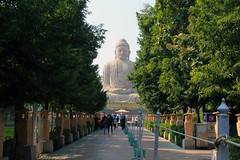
107,114,113,134
102,115,107,134
94,114,99,130
121,115,126,130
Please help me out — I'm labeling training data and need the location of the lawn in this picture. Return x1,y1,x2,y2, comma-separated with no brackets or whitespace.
3,128,14,141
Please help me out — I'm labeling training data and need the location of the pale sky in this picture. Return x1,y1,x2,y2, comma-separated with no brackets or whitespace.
86,0,155,76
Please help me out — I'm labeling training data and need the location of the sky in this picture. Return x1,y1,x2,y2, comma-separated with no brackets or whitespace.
86,0,155,76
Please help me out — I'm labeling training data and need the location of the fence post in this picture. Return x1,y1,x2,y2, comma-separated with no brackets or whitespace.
139,109,143,160
136,110,140,158
217,98,229,160
154,110,160,160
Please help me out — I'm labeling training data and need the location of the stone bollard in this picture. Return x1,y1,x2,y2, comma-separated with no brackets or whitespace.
41,111,49,141
63,112,72,144
16,109,32,147
213,111,219,138
15,109,37,160
55,111,64,135
182,109,195,149
77,113,83,137
161,113,166,123
41,111,53,153
55,111,65,148
176,113,183,126
165,114,170,123
236,113,240,137
216,98,229,160
71,113,79,140
0,109,4,158
170,112,176,125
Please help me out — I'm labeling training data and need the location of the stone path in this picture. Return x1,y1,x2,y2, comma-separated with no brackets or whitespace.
37,127,134,160
38,126,212,160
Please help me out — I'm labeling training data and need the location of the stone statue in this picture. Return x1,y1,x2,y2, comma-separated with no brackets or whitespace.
103,38,139,102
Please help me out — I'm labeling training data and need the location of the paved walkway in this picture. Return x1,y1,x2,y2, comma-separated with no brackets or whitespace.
38,127,134,160
38,126,212,160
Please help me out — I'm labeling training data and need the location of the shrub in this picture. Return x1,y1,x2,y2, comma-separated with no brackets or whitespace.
71,126,76,135
3,136,14,159
82,124,86,130
149,121,154,132
63,129,70,144
229,125,238,137
86,120,91,128
50,126,61,150
229,137,240,160
63,129,70,137
144,120,148,129
174,125,184,147
77,124,81,132
159,123,170,138
4,128,14,140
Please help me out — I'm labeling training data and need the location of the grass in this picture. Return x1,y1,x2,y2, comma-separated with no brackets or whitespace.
3,128,14,141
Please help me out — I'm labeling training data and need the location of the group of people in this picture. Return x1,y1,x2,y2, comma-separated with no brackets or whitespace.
101,114,126,134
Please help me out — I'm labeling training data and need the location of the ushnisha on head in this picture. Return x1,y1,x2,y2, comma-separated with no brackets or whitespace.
115,38,131,60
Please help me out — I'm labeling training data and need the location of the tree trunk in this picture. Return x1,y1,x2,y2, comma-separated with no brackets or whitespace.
197,107,200,123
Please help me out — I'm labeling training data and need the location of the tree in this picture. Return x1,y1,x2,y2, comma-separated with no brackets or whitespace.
0,0,107,113
130,0,196,113
189,0,240,110
0,1,107,153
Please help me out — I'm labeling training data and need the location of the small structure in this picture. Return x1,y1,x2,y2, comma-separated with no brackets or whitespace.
236,113,240,137
182,109,195,149
161,113,166,123
41,111,53,153
176,113,183,126
165,114,170,123
170,112,176,125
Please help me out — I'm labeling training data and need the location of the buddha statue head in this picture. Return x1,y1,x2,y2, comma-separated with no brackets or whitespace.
115,38,131,60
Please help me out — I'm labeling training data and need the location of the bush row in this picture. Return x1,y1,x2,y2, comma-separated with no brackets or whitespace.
144,120,184,147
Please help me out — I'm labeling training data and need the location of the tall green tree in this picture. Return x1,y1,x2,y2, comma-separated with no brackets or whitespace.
0,0,106,111
130,0,196,113
189,0,240,110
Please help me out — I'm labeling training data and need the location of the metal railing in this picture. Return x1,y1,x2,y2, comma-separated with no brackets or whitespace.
135,99,240,160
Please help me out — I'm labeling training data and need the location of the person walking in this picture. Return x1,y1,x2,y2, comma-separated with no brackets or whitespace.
107,114,113,134
121,114,126,130
113,115,117,130
102,115,107,134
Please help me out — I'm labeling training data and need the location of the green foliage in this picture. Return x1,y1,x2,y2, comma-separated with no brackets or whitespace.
189,0,240,109
86,120,92,128
82,124,86,130
77,124,81,132
171,125,185,147
4,128,14,141
71,126,77,135
229,137,240,160
63,129,70,140
3,136,15,158
159,123,170,138
131,0,240,114
158,123,184,147
0,0,107,113
50,126,61,150
229,124,238,138
130,0,198,113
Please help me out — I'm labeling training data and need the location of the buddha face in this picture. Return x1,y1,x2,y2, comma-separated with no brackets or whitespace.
115,46,130,60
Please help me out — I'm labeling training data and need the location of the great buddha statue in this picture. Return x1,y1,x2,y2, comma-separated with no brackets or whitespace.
103,38,139,102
